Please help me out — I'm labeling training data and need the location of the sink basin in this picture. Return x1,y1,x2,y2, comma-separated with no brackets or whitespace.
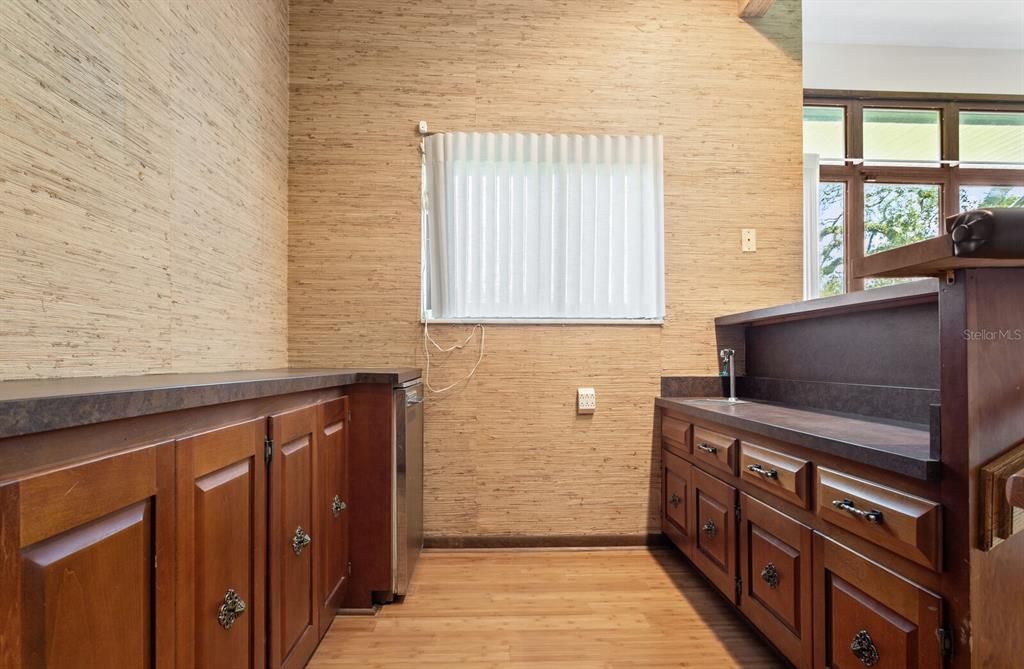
688,398,750,405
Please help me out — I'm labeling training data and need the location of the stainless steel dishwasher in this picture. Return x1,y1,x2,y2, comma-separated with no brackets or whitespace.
392,378,423,597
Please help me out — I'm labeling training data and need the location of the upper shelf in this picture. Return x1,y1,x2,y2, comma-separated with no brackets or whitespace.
715,281,938,328
854,208,1024,279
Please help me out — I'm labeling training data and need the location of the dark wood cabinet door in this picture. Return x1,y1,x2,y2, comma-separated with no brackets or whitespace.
316,397,350,637
814,535,943,669
739,493,813,669
662,449,691,556
690,467,738,603
175,419,266,669
0,442,174,669
268,404,320,669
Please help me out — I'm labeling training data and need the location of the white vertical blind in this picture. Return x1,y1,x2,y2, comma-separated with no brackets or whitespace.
423,132,664,322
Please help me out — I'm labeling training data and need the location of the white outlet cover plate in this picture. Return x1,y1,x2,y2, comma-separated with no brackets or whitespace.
577,387,596,414
741,228,757,252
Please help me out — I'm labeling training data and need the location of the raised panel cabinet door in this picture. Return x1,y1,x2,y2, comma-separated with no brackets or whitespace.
662,449,692,557
690,467,738,603
0,442,175,669
739,493,813,669
813,534,943,669
317,397,350,637
268,403,320,669
175,419,267,669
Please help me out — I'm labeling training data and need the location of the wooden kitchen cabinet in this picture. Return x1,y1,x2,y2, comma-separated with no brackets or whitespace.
814,535,943,669
662,448,692,556
316,396,351,636
0,442,175,668
175,418,267,669
739,493,813,669
268,403,321,669
691,467,738,603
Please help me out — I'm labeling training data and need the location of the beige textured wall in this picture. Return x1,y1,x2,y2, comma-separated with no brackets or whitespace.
290,0,804,539
0,0,290,379
293,0,803,540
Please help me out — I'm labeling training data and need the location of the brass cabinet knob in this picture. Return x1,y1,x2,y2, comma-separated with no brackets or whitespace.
701,520,717,537
292,526,312,555
832,499,884,524
850,629,880,666
697,443,718,455
331,494,347,518
760,563,780,589
217,588,246,630
669,493,681,509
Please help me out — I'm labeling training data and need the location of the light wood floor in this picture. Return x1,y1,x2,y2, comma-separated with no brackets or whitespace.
309,548,786,668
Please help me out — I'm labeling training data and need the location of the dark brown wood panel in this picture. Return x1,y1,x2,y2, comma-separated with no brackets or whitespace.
814,535,943,669
739,494,813,669
0,442,174,669
691,467,738,603
175,419,266,669
662,449,691,556
342,383,394,609
269,404,320,669
316,397,351,636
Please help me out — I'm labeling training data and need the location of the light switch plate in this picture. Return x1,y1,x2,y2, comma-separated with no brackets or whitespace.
742,228,757,252
577,387,596,414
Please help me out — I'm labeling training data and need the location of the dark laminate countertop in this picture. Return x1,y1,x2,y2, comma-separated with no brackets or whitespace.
657,396,938,481
0,368,421,440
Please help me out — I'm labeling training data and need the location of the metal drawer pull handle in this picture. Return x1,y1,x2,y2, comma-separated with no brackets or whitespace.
747,463,778,479
701,520,717,537
832,499,884,524
217,588,246,630
669,493,681,509
331,495,347,518
850,629,880,666
292,526,312,555
760,563,780,589
697,443,718,455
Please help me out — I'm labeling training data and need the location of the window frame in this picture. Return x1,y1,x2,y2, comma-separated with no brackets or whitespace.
805,91,1024,292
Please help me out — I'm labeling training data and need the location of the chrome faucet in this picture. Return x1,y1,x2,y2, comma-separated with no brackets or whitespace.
720,348,737,402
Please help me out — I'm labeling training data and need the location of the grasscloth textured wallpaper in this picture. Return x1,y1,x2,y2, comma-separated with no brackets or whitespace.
0,0,289,379
289,0,805,539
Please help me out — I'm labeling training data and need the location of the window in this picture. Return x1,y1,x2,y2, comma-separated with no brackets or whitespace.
863,108,941,165
803,95,1024,296
422,132,665,322
804,107,846,163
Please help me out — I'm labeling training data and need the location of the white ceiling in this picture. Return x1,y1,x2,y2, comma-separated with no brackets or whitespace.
803,0,1024,51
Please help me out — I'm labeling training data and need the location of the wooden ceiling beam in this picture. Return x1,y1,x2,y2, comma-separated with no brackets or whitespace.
738,0,775,18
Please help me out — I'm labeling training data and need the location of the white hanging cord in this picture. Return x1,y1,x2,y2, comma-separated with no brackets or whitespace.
423,322,485,394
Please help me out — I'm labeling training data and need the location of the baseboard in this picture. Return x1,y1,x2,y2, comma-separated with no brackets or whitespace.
423,533,667,550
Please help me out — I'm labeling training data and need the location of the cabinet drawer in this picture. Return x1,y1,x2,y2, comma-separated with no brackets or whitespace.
739,494,812,669
693,426,737,476
816,468,941,571
740,442,811,509
691,467,738,603
814,536,943,669
662,449,692,556
661,413,691,454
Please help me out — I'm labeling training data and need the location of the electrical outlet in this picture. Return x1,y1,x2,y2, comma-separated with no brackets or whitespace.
742,228,757,252
577,387,596,415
